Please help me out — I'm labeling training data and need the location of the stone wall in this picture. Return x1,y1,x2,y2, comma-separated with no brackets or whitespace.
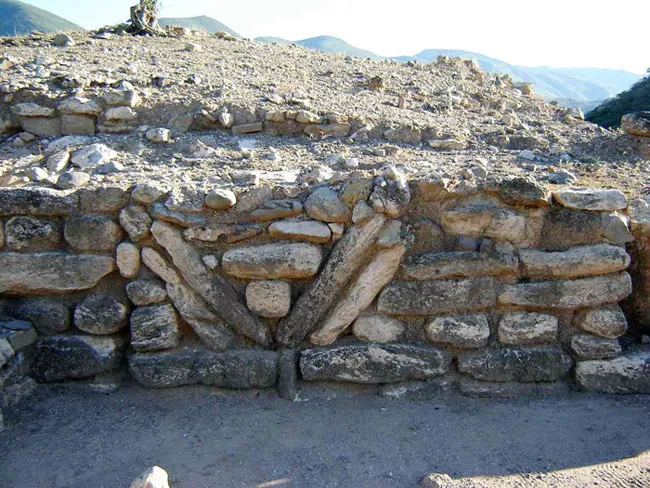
1,172,650,417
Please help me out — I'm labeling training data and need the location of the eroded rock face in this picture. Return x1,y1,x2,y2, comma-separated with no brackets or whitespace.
574,304,628,339
0,188,77,216
126,280,167,306
498,312,558,346
570,334,621,360
74,294,129,335
5,217,61,251
246,281,292,318
222,243,323,280
0,253,116,294
425,314,490,349
576,351,650,393
119,205,152,242
64,215,122,252
130,303,181,352
300,343,451,383
305,187,350,222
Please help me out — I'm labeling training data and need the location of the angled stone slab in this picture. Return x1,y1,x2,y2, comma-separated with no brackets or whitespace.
275,214,386,346
378,277,496,316
576,351,650,393
498,272,632,310
458,346,573,383
520,244,630,279
0,253,116,295
402,251,518,280
553,188,627,211
151,221,272,346
300,343,451,384
310,245,405,346
129,348,278,389
0,188,78,216
222,242,322,279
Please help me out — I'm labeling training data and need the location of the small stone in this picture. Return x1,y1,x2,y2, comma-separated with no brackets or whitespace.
329,223,345,240
296,110,320,124
185,42,202,52
54,33,75,47
519,244,630,279
0,338,13,369
352,200,374,224
425,314,490,348
71,144,117,169
130,303,181,352
105,89,140,107
576,351,650,393
518,150,536,161
218,112,234,129
74,294,129,335
250,199,303,221
498,312,558,346
126,280,168,306
184,224,262,244
46,150,70,173
377,220,402,248
117,242,141,279
427,139,465,150
119,205,152,242
57,171,90,189
246,280,292,318
146,128,172,143
105,106,137,122
79,187,130,212
574,304,628,339
202,255,219,269
130,466,170,488
205,189,237,210
570,334,622,360
352,314,405,343
232,122,263,134
11,103,55,117
269,220,332,244
58,97,101,116
305,187,350,222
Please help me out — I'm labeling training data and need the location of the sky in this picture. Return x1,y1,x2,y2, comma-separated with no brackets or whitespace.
22,0,649,74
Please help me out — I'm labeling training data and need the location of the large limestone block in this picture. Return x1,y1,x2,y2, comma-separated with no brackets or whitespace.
268,220,332,244
352,314,405,343
520,244,630,279
498,312,558,346
425,314,490,349
64,215,122,252
498,272,632,310
151,221,272,346
246,281,292,318
576,351,650,393
440,203,495,236
553,188,628,211
300,343,451,383
222,243,323,279
458,346,573,383
130,303,181,352
5,216,61,251
402,251,517,280
129,348,278,389
574,304,628,338
570,334,622,360
28,335,126,382
378,277,496,316
310,245,405,345
74,294,129,335
0,253,116,294
78,187,130,213
305,187,350,222
276,214,386,346
0,188,77,216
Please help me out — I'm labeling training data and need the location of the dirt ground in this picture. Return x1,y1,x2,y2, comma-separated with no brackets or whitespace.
1,384,650,488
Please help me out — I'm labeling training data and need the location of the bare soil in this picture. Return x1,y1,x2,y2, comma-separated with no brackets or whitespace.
1,384,649,487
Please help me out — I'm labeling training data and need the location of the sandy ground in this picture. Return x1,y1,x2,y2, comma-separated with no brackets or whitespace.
1,384,650,487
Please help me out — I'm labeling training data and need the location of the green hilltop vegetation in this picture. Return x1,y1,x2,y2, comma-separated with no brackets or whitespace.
0,0,82,36
587,75,650,128
158,16,241,37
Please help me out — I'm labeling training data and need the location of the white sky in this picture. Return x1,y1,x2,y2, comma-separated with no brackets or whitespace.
24,0,648,73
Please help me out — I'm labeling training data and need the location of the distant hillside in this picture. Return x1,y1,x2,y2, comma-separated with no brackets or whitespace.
587,76,650,128
0,0,82,36
256,35,382,60
158,16,240,37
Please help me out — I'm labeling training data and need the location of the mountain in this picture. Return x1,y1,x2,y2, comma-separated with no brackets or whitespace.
0,0,82,36
256,35,382,60
587,76,650,128
158,16,240,37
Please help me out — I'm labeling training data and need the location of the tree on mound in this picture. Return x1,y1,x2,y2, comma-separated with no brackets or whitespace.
129,0,166,36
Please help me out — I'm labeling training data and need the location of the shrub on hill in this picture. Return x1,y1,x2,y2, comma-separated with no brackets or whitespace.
587,75,650,128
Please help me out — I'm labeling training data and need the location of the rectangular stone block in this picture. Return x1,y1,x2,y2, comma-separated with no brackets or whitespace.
377,277,496,316
402,251,517,280
300,343,451,384
0,188,78,216
576,351,650,393
520,244,630,279
61,114,95,135
498,272,632,310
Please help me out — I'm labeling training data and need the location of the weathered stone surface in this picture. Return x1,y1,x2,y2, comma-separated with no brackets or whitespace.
71,144,117,170
602,213,634,245
246,280,292,318
0,253,116,294
234,185,272,213
74,294,129,335
539,208,604,250
621,112,650,137
183,224,262,244
29,335,126,382
310,245,405,345
498,177,551,207
0,322,37,351
420,473,453,488
151,221,272,346
300,343,451,383
402,250,517,280
340,174,374,208
129,348,278,389
352,200,375,224
498,312,558,346
458,346,573,382
205,189,237,210
276,214,386,346
22,117,61,137
570,334,621,360
520,244,630,279
119,205,152,242
459,377,570,398
58,96,101,116
5,216,61,251
13,299,70,336
269,220,332,244
64,215,122,252
0,188,77,216
553,188,628,211
0,338,14,369
440,203,495,236
574,304,628,338
141,247,182,284
11,103,55,117
132,184,167,205
484,208,528,243
376,220,402,248
165,187,205,212
251,199,303,221
425,314,490,349
130,303,181,352
116,242,140,279
130,466,170,488
57,171,91,190
369,177,411,218
378,277,496,316
277,348,300,400
577,350,650,393
498,273,632,310
222,243,322,279
78,187,130,213
305,187,350,222
150,203,208,227
126,280,167,305
61,115,95,135
352,314,405,343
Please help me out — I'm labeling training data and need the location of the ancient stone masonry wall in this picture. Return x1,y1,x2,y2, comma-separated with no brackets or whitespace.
1,172,650,418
